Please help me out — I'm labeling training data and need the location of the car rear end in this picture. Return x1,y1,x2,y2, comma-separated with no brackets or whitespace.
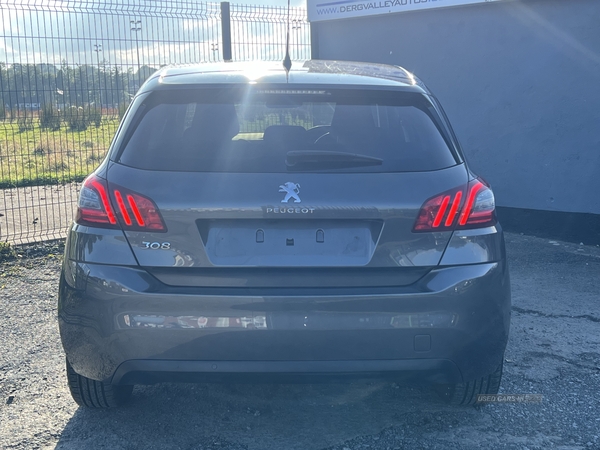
58,62,510,403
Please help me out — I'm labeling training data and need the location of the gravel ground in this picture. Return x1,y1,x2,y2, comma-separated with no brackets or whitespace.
1,233,599,450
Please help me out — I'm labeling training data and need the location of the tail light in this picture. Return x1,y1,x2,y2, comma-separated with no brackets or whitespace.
413,178,496,232
75,174,167,232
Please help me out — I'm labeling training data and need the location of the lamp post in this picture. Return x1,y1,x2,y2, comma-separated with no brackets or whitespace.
292,20,302,60
93,43,102,108
130,20,142,89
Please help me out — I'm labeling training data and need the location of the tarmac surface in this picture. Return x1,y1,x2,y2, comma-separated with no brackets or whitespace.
0,183,79,244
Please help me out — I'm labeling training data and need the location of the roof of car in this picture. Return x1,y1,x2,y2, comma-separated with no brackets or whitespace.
141,60,430,94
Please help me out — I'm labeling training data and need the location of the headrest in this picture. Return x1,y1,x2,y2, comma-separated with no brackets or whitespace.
191,103,240,141
263,125,307,146
331,105,376,134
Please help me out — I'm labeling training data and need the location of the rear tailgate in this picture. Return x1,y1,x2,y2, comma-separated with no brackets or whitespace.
106,163,467,287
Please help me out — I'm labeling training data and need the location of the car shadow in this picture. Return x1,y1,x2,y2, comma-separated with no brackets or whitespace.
54,380,474,449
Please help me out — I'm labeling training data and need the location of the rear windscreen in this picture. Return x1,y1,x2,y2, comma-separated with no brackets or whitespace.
118,88,459,173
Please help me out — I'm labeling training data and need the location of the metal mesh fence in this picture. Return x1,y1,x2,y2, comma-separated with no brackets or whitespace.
230,4,310,62
0,0,310,244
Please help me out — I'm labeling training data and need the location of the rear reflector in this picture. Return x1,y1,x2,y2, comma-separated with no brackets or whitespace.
413,178,496,232
444,191,463,227
114,189,166,231
114,190,132,226
75,174,166,232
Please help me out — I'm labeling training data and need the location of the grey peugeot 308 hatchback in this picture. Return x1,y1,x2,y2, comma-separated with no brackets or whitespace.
58,60,511,408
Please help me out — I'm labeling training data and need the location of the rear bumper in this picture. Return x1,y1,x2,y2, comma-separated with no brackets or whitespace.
58,260,511,385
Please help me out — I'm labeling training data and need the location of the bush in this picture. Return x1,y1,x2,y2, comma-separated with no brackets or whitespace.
64,105,102,131
18,117,34,132
0,242,17,261
10,107,20,123
65,106,88,131
88,107,102,128
118,102,130,120
0,103,5,121
33,145,51,156
39,104,61,131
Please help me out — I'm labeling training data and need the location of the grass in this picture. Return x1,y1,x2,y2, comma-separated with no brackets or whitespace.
0,118,119,188
0,110,321,189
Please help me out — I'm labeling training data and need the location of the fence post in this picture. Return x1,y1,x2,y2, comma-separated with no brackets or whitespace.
310,22,319,60
221,2,233,61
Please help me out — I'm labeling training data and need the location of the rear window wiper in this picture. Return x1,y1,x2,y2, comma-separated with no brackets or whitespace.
286,151,383,169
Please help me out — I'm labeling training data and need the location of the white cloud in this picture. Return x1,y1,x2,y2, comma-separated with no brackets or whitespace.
0,1,310,67
232,0,305,7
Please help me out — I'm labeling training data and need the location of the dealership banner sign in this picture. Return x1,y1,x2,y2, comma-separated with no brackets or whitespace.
308,0,502,22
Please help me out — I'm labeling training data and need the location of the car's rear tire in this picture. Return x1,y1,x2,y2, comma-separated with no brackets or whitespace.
436,360,503,406
66,359,133,408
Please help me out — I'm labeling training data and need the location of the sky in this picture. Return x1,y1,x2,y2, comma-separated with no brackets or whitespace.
237,0,305,6
0,0,311,67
